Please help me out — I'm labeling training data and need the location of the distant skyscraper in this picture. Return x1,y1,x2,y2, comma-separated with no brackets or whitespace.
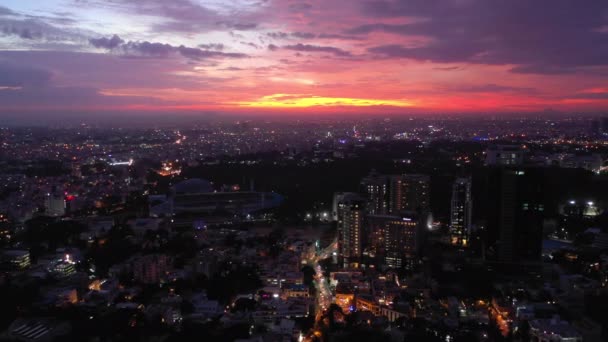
360,170,389,215
45,193,65,217
590,119,600,136
484,168,544,265
332,192,360,221
485,145,525,166
133,254,170,284
368,213,422,269
450,177,472,246
336,195,365,267
71,161,82,178
600,117,608,136
389,174,430,214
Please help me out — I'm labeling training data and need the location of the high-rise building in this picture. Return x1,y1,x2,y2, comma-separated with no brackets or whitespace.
485,145,525,166
133,254,170,284
71,161,82,178
389,174,430,214
450,177,473,246
336,195,365,267
600,117,608,136
484,168,544,266
360,170,389,215
45,193,65,217
332,192,360,221
368,213,422,269
2,250,31,269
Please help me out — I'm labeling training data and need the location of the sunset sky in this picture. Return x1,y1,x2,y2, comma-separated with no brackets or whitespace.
1,0,608,115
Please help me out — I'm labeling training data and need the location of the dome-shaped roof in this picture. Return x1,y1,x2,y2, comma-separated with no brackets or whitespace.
173,178,213,194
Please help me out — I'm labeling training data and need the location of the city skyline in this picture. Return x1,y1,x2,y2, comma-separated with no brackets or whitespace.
2,0,608,117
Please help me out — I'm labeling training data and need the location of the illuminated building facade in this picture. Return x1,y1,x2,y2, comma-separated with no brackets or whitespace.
369,213,421,269
450,177,472,246
360,170,389,215
389,174,430,214
336,196,365,267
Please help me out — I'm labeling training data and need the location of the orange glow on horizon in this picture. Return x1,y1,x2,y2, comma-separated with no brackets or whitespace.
233,94,416,108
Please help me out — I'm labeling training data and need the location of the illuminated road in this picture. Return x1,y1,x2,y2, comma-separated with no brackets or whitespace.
303,240,338,320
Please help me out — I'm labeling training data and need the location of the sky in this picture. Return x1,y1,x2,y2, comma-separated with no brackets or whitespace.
1,0,608,116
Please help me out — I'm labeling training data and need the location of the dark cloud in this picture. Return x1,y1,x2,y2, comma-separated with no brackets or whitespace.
0,15,91,47
455,84,537,94
0,50,216,90
0,53,187,109
569,92,608,100
198,43,224,51
433,66,463,71
240,41,260,49
89,35,247,60
75,0,259,33
367,44,480,63
357,0,608,73
284,43,352,57
508,65,581,75
267,31,318,40
0,6,17,16
0,63,52,87
124,41,174,58
24,13,78,26
0,84,163,109
288,3,313,12
317,33,364,41
346,23,409,35
292,31,316,39
89,34,124,49
177,45,247,60
267,31,289,39
228,23,257,30
267,44,279,51
1,22,43,39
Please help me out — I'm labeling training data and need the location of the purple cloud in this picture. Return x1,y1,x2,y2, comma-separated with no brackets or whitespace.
288,3,312,12
0,6,17,16
357,0,608,73
267,31,289,39
240,41,260,49
124,41,174,58
283,43,352,57
90,34,124,49
227,22,258,31
0,63,52,87
267,31,318,40
89,35,247,60
1,21,43,40
198,43,224,51
75,0,260,34
455,84,537,94
177,45,248,60
317,33,364,41
292,32,316,39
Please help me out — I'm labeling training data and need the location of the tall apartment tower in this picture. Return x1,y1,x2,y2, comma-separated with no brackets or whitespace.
336,195,365,268
389,174,430,214
360,170,389,215
450,177,473,246
484,168,544,266
485,145,525,166
45,193,66,217
368,213,422,269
